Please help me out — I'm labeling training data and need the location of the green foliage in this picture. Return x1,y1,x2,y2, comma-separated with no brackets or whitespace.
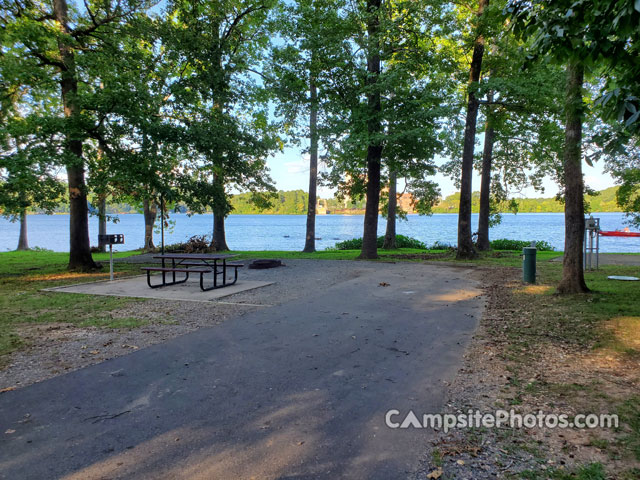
231,190,306,215
333,235,427,250
490,239,555,251
432,187,624,214
508,0,640,135
317,0,454,210
165,0,280,221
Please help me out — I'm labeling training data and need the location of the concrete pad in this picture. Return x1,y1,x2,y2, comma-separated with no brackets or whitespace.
44,275,273,303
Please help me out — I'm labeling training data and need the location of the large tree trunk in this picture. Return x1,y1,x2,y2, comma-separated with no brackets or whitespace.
359,0,383,260
54,0,96,270
383,171,397,249
557,60,589,294
17,208,29,251
456,0,488,260
477,113,495,251
67,163,96,269
212,212,229,251
211,173,230,251
97,193,107,253
143,197,157,251
303,77,319,253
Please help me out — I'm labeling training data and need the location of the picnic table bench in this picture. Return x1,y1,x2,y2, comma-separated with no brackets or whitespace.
141,253,243,291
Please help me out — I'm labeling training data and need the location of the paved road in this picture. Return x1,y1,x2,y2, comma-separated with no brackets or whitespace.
0,262,483,480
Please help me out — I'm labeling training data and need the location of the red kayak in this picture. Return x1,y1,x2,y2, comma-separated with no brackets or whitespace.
599,230,640,237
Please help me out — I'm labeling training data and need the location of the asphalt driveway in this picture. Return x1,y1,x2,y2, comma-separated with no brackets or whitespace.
0,262,483,479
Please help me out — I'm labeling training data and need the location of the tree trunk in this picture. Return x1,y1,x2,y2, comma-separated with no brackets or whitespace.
143,197,157,251
456,0,488,260
211,173,229,251
212,212,229,251
97,194,107,253
557,60,589,294
303,77,319,253
477,113,495,251
53,0,96,270
359,0,383,260
17,208,29,251
383,171,397,249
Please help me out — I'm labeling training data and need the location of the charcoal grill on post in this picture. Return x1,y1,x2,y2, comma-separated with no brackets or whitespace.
98,234,125,281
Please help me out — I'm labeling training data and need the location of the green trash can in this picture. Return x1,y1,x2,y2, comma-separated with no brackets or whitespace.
522,247,537,284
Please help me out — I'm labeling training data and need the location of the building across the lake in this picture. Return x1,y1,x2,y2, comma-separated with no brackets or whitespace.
397,193,415,214
316,193,416,214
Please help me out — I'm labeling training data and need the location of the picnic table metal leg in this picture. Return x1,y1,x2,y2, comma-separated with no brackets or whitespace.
201,275,213,291
147,270,184,289
200,268,216,292
198,265,239,291
223,259,227,286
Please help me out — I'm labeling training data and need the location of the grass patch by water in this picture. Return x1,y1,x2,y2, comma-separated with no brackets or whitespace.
0,250,146,361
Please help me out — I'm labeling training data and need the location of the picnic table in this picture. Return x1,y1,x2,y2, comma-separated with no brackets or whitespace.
141,253,243,291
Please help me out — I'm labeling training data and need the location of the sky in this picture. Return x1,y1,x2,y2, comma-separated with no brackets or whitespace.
266,144,618,201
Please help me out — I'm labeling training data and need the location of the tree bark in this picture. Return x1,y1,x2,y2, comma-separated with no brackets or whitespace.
303,76,319,253
557,60,589,294
359,0,383,260
383,171,397,249
212,212,229,251
211,173,230,251
143,197,157,251
456,0,488,260
17,208,29,251
477,113,495,251
97,193,107,253
53,0,96,270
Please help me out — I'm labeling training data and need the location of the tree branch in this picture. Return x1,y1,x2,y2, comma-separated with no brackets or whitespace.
222,4,266,41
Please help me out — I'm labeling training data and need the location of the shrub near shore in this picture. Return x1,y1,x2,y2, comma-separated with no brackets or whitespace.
331,236,555,252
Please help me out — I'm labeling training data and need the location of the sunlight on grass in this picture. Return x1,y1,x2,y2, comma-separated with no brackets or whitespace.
518,285,555,295
604,317,640,353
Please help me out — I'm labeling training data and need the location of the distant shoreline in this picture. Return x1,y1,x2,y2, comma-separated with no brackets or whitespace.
22,211,627,216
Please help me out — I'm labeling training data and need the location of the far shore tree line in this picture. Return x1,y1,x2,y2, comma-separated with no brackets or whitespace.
17,185,625,216
1,0,639,294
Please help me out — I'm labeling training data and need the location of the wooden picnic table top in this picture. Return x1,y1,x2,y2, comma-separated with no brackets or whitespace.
152,253,238,261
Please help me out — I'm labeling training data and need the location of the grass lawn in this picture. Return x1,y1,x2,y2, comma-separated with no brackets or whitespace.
0,249,146,362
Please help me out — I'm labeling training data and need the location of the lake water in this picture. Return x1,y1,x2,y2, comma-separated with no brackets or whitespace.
1,212,638,253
